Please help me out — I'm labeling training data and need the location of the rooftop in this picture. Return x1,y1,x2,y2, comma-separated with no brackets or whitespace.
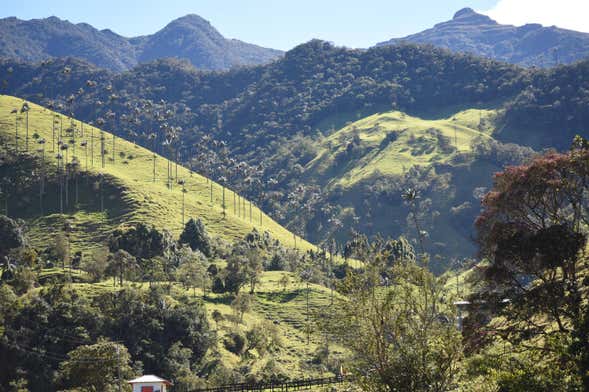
128,375,172,385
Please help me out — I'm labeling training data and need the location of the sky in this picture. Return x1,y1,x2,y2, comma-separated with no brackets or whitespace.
2,0,588,50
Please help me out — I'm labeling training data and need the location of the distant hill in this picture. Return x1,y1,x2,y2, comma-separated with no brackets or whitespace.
2,41,588,266
376,7,589,67
0,15,283,71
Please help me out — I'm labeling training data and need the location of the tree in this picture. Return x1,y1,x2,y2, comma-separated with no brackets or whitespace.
279,273,290,292
175,247,209,297
83,247,109,282
179,218,212,257
54,233,70,269
163,342,203,391
0,215,25,260
231,292,252,323
244,248,263,294
323,261,462,392
109,223,165,267
19,103,29,152
224,253,247,296
55,340,134,392
107,249,137,286
472,137,589,387
402,187,426,261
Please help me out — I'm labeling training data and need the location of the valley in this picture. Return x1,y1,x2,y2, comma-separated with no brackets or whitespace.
0,3,588,391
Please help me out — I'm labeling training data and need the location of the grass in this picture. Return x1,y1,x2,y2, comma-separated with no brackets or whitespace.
29,268,345,380
307,108,500,188
0,95,316,253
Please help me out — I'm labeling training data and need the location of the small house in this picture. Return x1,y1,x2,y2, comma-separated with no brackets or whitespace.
128,375,173,392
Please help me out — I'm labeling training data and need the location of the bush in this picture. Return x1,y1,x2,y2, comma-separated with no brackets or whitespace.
223,332,247,355
266,253,286,271
212,277,225,294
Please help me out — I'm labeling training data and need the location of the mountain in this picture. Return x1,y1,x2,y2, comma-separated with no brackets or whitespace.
2,41,588,267
0,94,311,251
0,97,346,391
0,15,282,71
376,7,589,67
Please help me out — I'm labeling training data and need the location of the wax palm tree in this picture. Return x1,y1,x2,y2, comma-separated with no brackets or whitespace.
56,152,64,213
20,102,30,152
96,117,106,168
88,121,95,167
174,126,182,180
10,108,17,152
97,174,105,212
52,114,59,152
178,179,187,226
219,176,227,219
36,137,46,213
105,110,116,163
147,133,157,182
61,144,70,208
402,187,426,261
69,157,80,208
80,140,88,170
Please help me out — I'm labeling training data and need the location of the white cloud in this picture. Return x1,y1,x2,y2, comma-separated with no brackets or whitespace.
480,0,589,33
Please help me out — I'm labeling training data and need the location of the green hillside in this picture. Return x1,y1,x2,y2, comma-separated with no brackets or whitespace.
307,108,499,188
0,95,314,253
29,268,345,382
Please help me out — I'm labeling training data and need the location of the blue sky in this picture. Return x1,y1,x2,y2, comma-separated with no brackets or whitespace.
2,0,588,50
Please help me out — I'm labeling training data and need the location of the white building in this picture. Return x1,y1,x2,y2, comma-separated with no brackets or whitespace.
128,375,173,392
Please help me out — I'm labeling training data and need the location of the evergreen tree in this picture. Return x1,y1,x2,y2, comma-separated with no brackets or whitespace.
178,218,212,257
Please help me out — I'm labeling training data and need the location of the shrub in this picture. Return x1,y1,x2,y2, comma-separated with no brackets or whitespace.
223,331,247,355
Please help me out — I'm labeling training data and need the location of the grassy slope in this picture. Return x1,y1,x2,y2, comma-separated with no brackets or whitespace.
0,95,315,252
31,269,343,380
307,108,499,188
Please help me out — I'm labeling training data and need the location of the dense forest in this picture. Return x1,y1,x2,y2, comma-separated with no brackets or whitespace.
1,40,588,266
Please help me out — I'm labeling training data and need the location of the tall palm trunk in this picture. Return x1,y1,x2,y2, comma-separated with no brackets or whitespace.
52,116,56,152
222,186,226,218
175,149,178,182
58,159,63,213
25,110,29,152
40,145,45,213
65,162,69,209
14,113,18,152
90,128,94,167
101,133,105,168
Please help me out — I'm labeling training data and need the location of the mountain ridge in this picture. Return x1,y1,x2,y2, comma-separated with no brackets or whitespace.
0,15,283,72
377,7,589,67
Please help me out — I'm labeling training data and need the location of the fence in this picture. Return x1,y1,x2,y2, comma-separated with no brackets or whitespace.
189,375,345,392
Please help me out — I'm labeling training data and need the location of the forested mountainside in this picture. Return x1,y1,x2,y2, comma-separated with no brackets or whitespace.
377,7,589,67
0,15,282,72
2,40,588,268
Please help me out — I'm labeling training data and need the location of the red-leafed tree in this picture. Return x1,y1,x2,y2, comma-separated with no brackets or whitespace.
471,136,589,387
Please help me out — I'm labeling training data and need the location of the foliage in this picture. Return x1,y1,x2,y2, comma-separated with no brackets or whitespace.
83,247,109,282
55,340,134,392
223,331,247,356
0,215,25,259
179,217,212,257
109,223,165,264
323,259,462,391
0,285,213,391
472,138,589,387
231,292,253,323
